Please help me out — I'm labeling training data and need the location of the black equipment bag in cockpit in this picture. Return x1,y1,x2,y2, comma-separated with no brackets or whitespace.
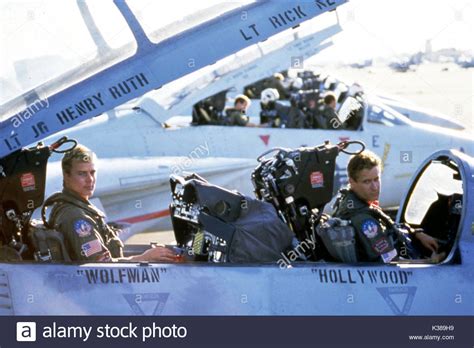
170,174,293,263
28,220,71,262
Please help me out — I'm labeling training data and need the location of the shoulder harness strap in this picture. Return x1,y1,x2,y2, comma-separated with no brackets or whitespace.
42,192,105,229
335,201,395,230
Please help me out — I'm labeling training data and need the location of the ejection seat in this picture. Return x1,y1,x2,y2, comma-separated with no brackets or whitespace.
191,90,229,125
414,193,462,260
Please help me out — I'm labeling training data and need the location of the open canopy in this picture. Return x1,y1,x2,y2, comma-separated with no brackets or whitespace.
0,0,347,157
0,1,254,111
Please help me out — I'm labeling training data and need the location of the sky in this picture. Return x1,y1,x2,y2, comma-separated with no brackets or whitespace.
0,0,472,102
312,0,473,63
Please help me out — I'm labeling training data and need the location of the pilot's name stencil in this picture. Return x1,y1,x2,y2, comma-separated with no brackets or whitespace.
54,73,150,126
315,0,338,10
108,73,149,100
77,267,166,285
240,2,338,42
268,6,307,30
56,93,105,125
311,268,413,285
240,5,308,41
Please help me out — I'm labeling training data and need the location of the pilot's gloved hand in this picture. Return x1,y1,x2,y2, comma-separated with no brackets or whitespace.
414,232,439,253
142,246,177,262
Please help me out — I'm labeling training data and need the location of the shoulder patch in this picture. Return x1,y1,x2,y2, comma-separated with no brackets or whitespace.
361,219,378,239
74,219,93,237
81,239,103,257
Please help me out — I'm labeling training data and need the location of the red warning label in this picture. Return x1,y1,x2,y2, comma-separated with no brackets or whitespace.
310,171,324,188
20,172,36,192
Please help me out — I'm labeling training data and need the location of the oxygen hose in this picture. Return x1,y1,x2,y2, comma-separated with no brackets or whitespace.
337,140,365,155
257,147,291,162
257,140,366,162
49,136,77,153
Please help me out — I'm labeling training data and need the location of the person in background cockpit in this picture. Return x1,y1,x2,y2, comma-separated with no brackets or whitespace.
222,94,251,126
317,92,340,130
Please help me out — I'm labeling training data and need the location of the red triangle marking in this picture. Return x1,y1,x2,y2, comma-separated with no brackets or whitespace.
259,134,270,146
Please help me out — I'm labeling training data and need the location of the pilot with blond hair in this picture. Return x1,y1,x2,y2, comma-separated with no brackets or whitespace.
44,144,176,262
222,94,251,126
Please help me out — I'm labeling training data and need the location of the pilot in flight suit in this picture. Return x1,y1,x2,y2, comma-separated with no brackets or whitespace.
222,95,250,126
44,144,176,262
332,150,443,263
46,188,123,261
318,92,340,130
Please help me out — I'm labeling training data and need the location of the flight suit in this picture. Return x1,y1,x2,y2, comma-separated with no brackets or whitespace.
320,105,340,129
223,108,249,126
332,189,399,263
45,189,123,261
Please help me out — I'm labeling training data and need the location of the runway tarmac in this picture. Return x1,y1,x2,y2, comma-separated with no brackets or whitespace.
330,63,473,131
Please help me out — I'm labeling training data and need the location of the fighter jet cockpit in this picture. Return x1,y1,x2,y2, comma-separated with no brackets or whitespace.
191,89,230,125
169,140,367,263
168,139,472,267
367,102,411,127
189,70,366,131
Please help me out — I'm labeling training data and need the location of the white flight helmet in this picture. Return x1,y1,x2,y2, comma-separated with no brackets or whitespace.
260,88,280,105
292,77,303,90
349,83,363,96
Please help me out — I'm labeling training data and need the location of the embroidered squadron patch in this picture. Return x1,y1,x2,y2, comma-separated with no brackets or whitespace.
361,219,378,239
74,219,93,237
